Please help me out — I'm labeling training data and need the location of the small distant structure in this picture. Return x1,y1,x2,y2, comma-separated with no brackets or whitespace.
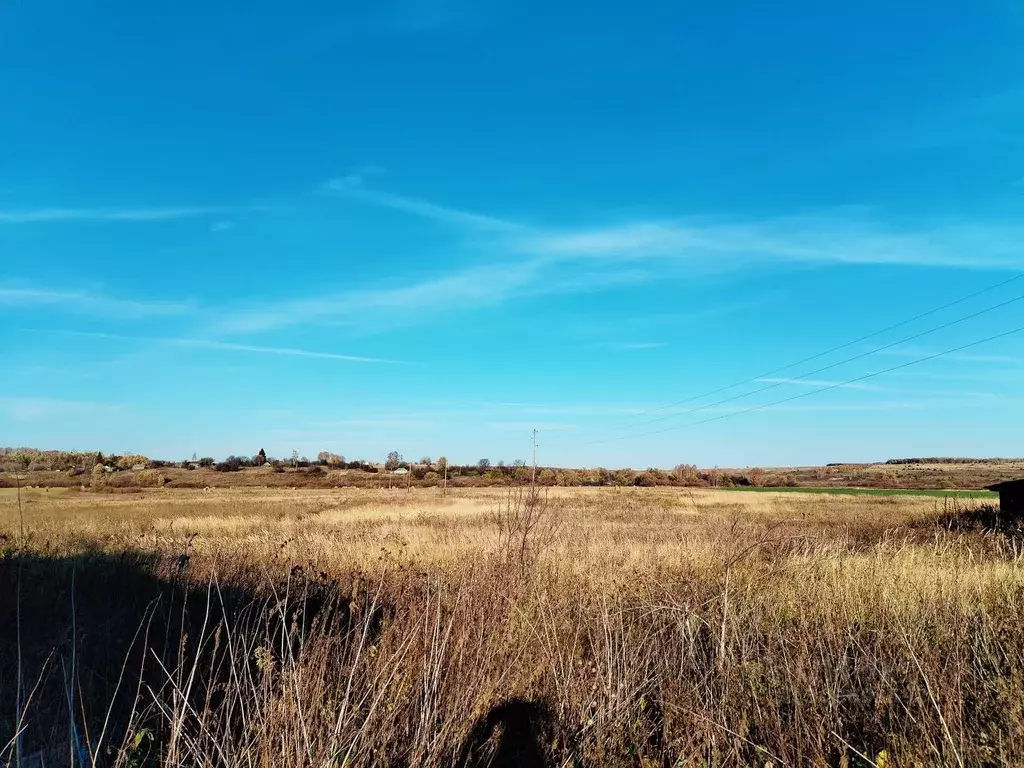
391,467,409,476
131,464,147,471
988,479,1024,518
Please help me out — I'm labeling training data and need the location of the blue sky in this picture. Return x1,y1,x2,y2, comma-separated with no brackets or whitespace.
2,0,1023,467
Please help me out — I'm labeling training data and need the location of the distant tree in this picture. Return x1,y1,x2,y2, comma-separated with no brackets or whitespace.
255,448,267,467
478,458,491,470
747,468,766,487
634,472,657,487
291,449,299,468
385,451,403,472
513,459,527,468
191,453,198,462
436,456,448,473
118,454,149,470
419,456,433,467
316,451,331,466
702,468,724,487
198,457,215,468
215,456,243,472
674,463,700,485
613,468,637,486
135,469,165,487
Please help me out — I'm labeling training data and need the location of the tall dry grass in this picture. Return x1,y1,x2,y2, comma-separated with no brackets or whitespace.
2,486,1023,766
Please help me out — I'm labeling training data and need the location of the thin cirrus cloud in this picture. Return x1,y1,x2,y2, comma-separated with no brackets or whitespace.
755,377,884,391
601,341,666,350
0,286,194,318
215,258,548,334
325,175,522,231
0,397,121,423
0,205,266,224
327,174,1024,272
874,345,1023,364
173,338,401,363
215,179,1024,336
523,216,1024,270
215,259,656,335
28,329,403,364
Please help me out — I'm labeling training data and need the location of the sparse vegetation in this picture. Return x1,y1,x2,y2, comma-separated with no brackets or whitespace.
2,484,1024,766
5,447,1023,493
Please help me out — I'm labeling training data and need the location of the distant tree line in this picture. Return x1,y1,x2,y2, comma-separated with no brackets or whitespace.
2,446,792,490
885,457,1024,465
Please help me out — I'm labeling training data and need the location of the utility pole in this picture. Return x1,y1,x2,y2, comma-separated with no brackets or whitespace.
531,429,538,486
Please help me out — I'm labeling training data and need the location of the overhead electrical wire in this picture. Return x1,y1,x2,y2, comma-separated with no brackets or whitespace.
608,271,1024,424
594,290,1024,436
589,323,1024,444
542,273,1024,445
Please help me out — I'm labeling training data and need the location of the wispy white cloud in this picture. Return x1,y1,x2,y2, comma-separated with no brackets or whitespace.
755,377,884,390
484,421,578,432
561,295,786,343
0,397,120,422
27,329,403,364
524,215,1024,270
219,182,1023,336
211,220,234,232
272,417,438,431
728,398,994,414
325,175,521,231
0,286,193,318
875,345,1023,364
602,341,666,350
331,178,1024,271
216,259,547,334
169,338,400,363
887,369,1024,384
0,206,263,224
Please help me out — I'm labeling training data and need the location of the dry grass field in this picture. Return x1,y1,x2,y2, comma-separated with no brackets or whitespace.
3,485,1024,766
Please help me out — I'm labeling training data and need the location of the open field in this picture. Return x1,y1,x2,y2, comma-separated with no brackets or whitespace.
3,486,1024,766
719,486,998,499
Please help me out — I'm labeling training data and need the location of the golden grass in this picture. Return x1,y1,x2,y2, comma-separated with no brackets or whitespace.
2,486,1023,766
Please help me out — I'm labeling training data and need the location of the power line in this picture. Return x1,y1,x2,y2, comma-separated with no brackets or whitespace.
589,323,1024,444
592,290,1024,438
605,271,1024,426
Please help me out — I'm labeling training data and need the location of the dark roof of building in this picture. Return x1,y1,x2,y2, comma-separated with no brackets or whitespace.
987,479,1024,492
